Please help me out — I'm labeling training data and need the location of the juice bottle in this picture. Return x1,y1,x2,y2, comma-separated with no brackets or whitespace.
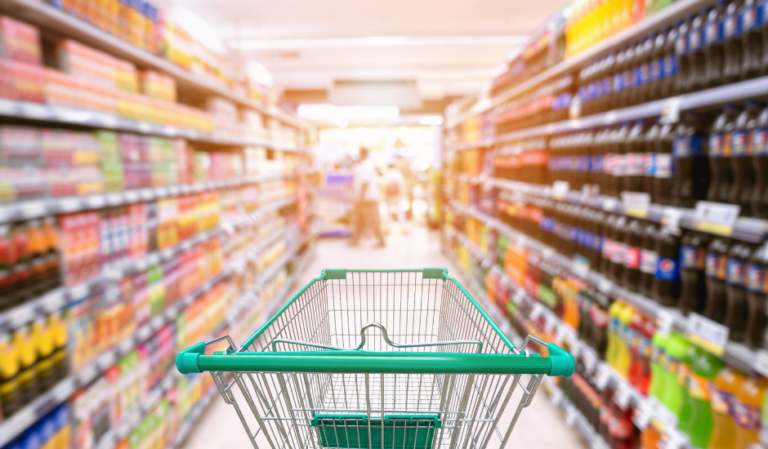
709,366,745,449
734,375,768,449
628,314,645,387
0,332,20,417
14,324,38,404
32,318,55,392
662,333,692,415
686,350,725,449
607,300,625,367
678,343,702,435
615,304,637,378
50,313,68,379
636,317,655,396
641,425,662,449
650,331,670,400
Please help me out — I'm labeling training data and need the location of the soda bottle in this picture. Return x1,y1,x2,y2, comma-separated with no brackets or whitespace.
745,241,768,348
672,112,711,208
709,366,746,449
641,426,662,449
661,24,679,99
750,103,768,218
623,120,648,194
675,17,693,94
687,9,710,92
650,331,670,400
678,343,703,433
722,0,744,85
653,121,676,205
653,227,682,307
704,238,731,324
637,317,655,396
649,29,668,102
601,214,618,275
685,350,725,449
634,35,655,105
609,123,631,197
725,241,755,342
640,221,660,298
734,375,768,449
703,1,727,88
590,301,609,356
740,0,762,79
643,120,661,197
731,100,762,216
607,300,626,368
616,304,637,378
663,333,693,415
628,313,646,387
622,219,644,291
610,215,628,283
679,231,711,315
707,105,740,203
612,47,629,110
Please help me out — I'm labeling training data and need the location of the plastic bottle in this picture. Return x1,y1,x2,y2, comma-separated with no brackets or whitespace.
709,366,746,449
678,343,702,434
722,0,744,85
673,112,711,208
703,2,727,89
637,317,655,396
661,24,679,99
704,238,731,324
623,120,648,194
745,241,768,348
640,221,660,298
622,219,644,291
650,331,670,401
653,227,682,307
610,215,628,283
607,300,626,368
609,123,631,197
675,17,693,94
687,9,710,92
14,325,37,405
663,333,693,415
0,333,20,417
649,29,668,102
740,0,762,79
750,104,768,218
654,121,676,205
679,231,712,315
708,106,740,203
616,304,637,378
643,121,661,197
32,318,54,392
685,350,725,449
725,241,755,342
731,100,762,216
734,375,768,449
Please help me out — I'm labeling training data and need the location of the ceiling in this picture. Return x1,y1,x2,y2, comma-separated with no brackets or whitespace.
167,0,566,102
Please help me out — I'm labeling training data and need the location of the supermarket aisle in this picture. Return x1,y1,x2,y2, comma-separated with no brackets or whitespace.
181,227,585,449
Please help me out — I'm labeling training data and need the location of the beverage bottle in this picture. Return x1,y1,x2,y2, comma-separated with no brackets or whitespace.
705,238,731,324
653,121,676,205
662,333,693,415
0,333,20,417
607,300,626,368
731,100,762,216
649,29,668,102
709,366,746,449
707,105,740,203
650,331,670,401
722,0,744,85
612,47,629,110
687,9,710,92
639,221,660,298
610,215,628,283
643,120,661,197
679,231,712,315
745,241,768,348
14,325,37,405
32,318,54,392
634,35,655,105
750,104,768,218
724,241,755,342
740,0,761,79
628,313,645,387
675,17,693,94
673,112,711,207
615,304,637,378
590,301,609,356
601,214,618,275
685,350,724,449
678,343,702,433
623,120,648,194
734,375,768,449
703,2,727,88
609,123,631,197
661,24,679,99
652,227,682,307
622,219,644,291
641,426,662,449
622,43,638,108
637,317,655,395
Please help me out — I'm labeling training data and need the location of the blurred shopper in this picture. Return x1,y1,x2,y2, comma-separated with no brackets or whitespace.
394,156,415,219
350,148,385,247
384,164,408,234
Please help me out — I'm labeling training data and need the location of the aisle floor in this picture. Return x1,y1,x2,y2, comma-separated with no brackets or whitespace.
181,226,586,449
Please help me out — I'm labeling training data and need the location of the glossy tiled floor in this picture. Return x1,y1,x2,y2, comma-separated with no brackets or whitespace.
181,226,586,449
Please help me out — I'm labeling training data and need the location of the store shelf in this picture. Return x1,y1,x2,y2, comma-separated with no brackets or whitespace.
447,200,764,375
0,0,308,132
0,173,296,225
447,73,768,149
168,388,217,449
0,99,308,151
445,0,707,129
0,196,298,334
489,178,768,243
543,379,612,449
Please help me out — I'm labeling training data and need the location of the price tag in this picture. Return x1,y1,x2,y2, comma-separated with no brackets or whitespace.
552,181,570,200
656,309,677,337
106,193,124,206
118,337,134,354
602,197,618,212
594,364,611,390
544,315,557,333
150,315,164,331
140,189,155,201
633,401,653,429
564,407,578,426
572,255,590,277
661,97,683,124
598,278,613,295
137,122,153,133
603,111,618,125
582,349,598,372
693,201,740,236
168,185,180,196
621,192,651,218
0,98,16,115
9,304,35,328
100,114,118,128
124,190,139,203
662,208,683,233
79,363,98,384
86,195,105,209
68,283,89,300
41,290,65,312
98,351,117,369
613,382,633,409
53,378,75,402
137,325,152,341
685,313,730,356
20,102,49,119
550,386,563,406
4,407,36,443
21,200,46,218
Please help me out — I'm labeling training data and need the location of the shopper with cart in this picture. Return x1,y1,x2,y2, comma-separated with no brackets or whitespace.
349,147,385,247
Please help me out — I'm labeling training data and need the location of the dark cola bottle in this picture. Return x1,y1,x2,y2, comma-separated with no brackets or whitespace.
687,9,709,92
678,231,711,315
751,104,768,218
703,1,727,89
703,238,731,324
639,221,660,298
660,25,679,99
610,215,628,284
724,241,755,343
675,17,693,94
652,227,682,307
600,214,618,276
740,0,762,79
653,121,676,205
707,105,740,203
622,219,644,292
745,241,768,348
730,100,762,216
672,112,711,207
643,121,661,198
623,120,648,194
721,0,744,84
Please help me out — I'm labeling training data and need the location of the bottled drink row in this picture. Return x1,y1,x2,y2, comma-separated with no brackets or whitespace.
492,104,768,219
495,190,768,349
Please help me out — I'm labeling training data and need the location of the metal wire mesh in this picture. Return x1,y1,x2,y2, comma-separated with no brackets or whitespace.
209,271,543,449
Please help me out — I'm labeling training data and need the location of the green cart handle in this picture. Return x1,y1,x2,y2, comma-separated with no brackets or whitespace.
176,342,574,376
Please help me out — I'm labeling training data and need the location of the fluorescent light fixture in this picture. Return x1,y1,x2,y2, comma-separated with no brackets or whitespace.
170,7,225,52
418,115,444,126
230,35,528,50
248,61,273,87
298,104,400,122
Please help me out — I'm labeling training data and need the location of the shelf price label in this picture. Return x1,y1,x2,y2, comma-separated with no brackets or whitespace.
613,382,633,410
754,350,768,378
685,313,729,356
552,181,570,200
593,364,611,391
621,192,651,218
692,201,740,236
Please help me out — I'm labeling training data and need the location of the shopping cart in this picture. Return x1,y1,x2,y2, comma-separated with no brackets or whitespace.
177,268,574,449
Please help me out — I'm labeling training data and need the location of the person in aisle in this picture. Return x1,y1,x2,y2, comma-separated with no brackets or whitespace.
349,147,385,247
393,155,415,219
383,163,408,234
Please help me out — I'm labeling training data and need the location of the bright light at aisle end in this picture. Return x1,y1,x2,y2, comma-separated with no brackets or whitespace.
298,104,401,122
